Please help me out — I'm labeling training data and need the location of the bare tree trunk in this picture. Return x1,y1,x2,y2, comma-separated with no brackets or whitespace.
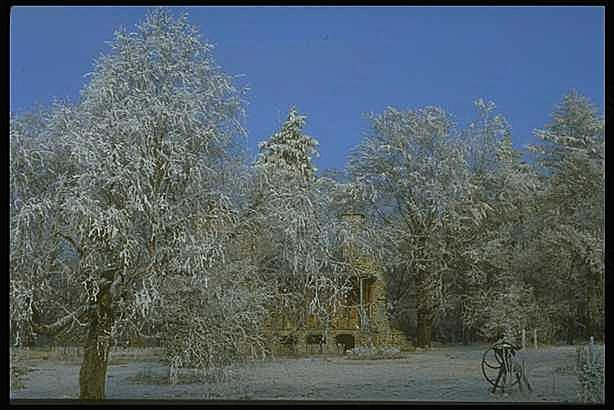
462,325,469,346
566,320,575,346
583,305,594,341
416,308,433,348
460,302,469,345
415,271,433,348
79,287,114,400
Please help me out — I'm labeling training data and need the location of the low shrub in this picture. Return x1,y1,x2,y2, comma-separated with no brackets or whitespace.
575,342,604,403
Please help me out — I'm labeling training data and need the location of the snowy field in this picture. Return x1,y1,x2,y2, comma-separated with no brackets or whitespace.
10,344,603,402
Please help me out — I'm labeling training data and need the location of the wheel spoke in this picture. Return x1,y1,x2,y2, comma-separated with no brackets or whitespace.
482,342,522,390
483,348,501,368
484,361,501,369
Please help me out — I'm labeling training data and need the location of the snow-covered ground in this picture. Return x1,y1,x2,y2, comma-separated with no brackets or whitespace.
10,344,603,402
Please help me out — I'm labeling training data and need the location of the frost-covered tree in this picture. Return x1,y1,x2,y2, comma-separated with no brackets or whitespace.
249,108,354,344
526,91,605,342
463,92,605,345
10,106,82,348
442,100,541,344
9,9,257,399
478,283,540,342
255,107,319,182
348,106,485,348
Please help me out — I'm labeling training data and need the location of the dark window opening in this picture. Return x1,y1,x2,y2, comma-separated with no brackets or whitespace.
335,334,355,352
306,334,324,345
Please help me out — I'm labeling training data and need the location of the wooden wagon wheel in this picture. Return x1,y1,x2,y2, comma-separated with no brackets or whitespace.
481,341,520,391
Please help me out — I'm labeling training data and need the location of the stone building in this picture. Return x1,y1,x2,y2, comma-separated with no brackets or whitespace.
265,213,412,355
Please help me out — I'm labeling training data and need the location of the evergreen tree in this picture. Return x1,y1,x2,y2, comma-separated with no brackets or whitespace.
255,106,319,182
249,107,351,343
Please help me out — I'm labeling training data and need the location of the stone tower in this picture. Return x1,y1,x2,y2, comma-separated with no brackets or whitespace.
340,212,412,351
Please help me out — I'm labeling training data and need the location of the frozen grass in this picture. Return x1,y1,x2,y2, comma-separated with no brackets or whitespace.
345,346,405,360
10,349,29,390
9,345,166,393
10,344,604,402
10,346,165,364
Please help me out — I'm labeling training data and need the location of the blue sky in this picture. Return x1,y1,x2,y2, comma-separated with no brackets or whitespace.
10,6,604,172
